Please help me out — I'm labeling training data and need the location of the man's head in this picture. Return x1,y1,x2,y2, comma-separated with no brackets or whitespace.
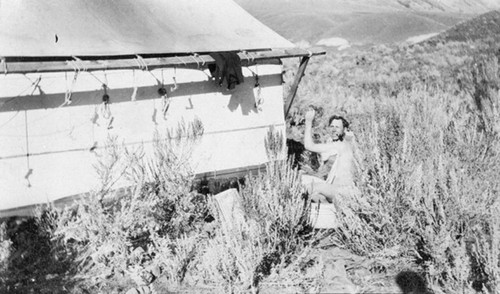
328,115,349,141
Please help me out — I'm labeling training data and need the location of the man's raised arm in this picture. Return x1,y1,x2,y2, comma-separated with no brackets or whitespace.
304,108,330,154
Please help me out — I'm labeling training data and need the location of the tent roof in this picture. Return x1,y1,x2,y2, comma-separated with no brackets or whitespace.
0,0,295,58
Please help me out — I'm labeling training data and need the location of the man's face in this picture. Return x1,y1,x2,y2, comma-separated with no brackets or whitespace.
329,119,345,141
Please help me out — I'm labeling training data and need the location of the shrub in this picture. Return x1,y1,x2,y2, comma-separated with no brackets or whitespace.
283,37,500,292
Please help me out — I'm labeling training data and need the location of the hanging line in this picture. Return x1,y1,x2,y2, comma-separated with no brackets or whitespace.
159,87,169,120
175,56,187,68
60,56,86,107
151,69,164,125
131,69,138,101
60,70,79,107
99,71,112,126
171,67,178,92
18,74,43,96
100,84,112,120
88,71,106,87
28,75,42,96
146,69,162,85
0,74,42,112
24,110,33,187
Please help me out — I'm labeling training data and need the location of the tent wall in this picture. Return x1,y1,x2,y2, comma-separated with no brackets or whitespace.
0,63,286,213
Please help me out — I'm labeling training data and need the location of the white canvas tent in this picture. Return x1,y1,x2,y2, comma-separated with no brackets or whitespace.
0,0,324,217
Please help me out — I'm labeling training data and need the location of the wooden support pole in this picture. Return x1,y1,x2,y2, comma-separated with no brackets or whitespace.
284,56,310,119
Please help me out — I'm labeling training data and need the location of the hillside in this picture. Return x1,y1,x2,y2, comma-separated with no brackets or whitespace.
425,10,500,44
236,0,499,48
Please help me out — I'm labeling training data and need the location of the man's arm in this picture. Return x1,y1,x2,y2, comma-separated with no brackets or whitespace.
304,109,331,154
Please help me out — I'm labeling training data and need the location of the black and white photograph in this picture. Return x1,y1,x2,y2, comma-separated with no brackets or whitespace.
1,0,499,293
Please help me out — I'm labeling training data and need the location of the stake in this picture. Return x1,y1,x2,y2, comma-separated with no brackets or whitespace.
284,56,310,118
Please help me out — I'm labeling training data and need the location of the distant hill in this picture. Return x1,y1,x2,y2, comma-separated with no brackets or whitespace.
424,10,500,44
236,0,500,48
396,0,500,13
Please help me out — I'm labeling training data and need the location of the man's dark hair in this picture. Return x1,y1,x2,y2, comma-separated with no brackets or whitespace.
328,115,349,129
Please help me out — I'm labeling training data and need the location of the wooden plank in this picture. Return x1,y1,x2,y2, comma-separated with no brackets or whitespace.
283,56,310,118
2,48,325,74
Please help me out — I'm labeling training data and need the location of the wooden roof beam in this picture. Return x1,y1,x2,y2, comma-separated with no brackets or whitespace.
2,47,325,74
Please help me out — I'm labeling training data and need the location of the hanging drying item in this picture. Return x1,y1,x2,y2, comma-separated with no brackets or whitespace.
100,84,111,118
255,77,263,110
99,84,114,129
158,87,170,120
62,71,79,106
249,64,263,111
61,56,87,107
208,52,244,90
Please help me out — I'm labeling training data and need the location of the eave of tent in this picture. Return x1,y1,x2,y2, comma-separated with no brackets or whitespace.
0,0,295,58
1,48,326,74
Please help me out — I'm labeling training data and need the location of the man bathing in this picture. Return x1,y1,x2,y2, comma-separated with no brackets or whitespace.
302,108,358,203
